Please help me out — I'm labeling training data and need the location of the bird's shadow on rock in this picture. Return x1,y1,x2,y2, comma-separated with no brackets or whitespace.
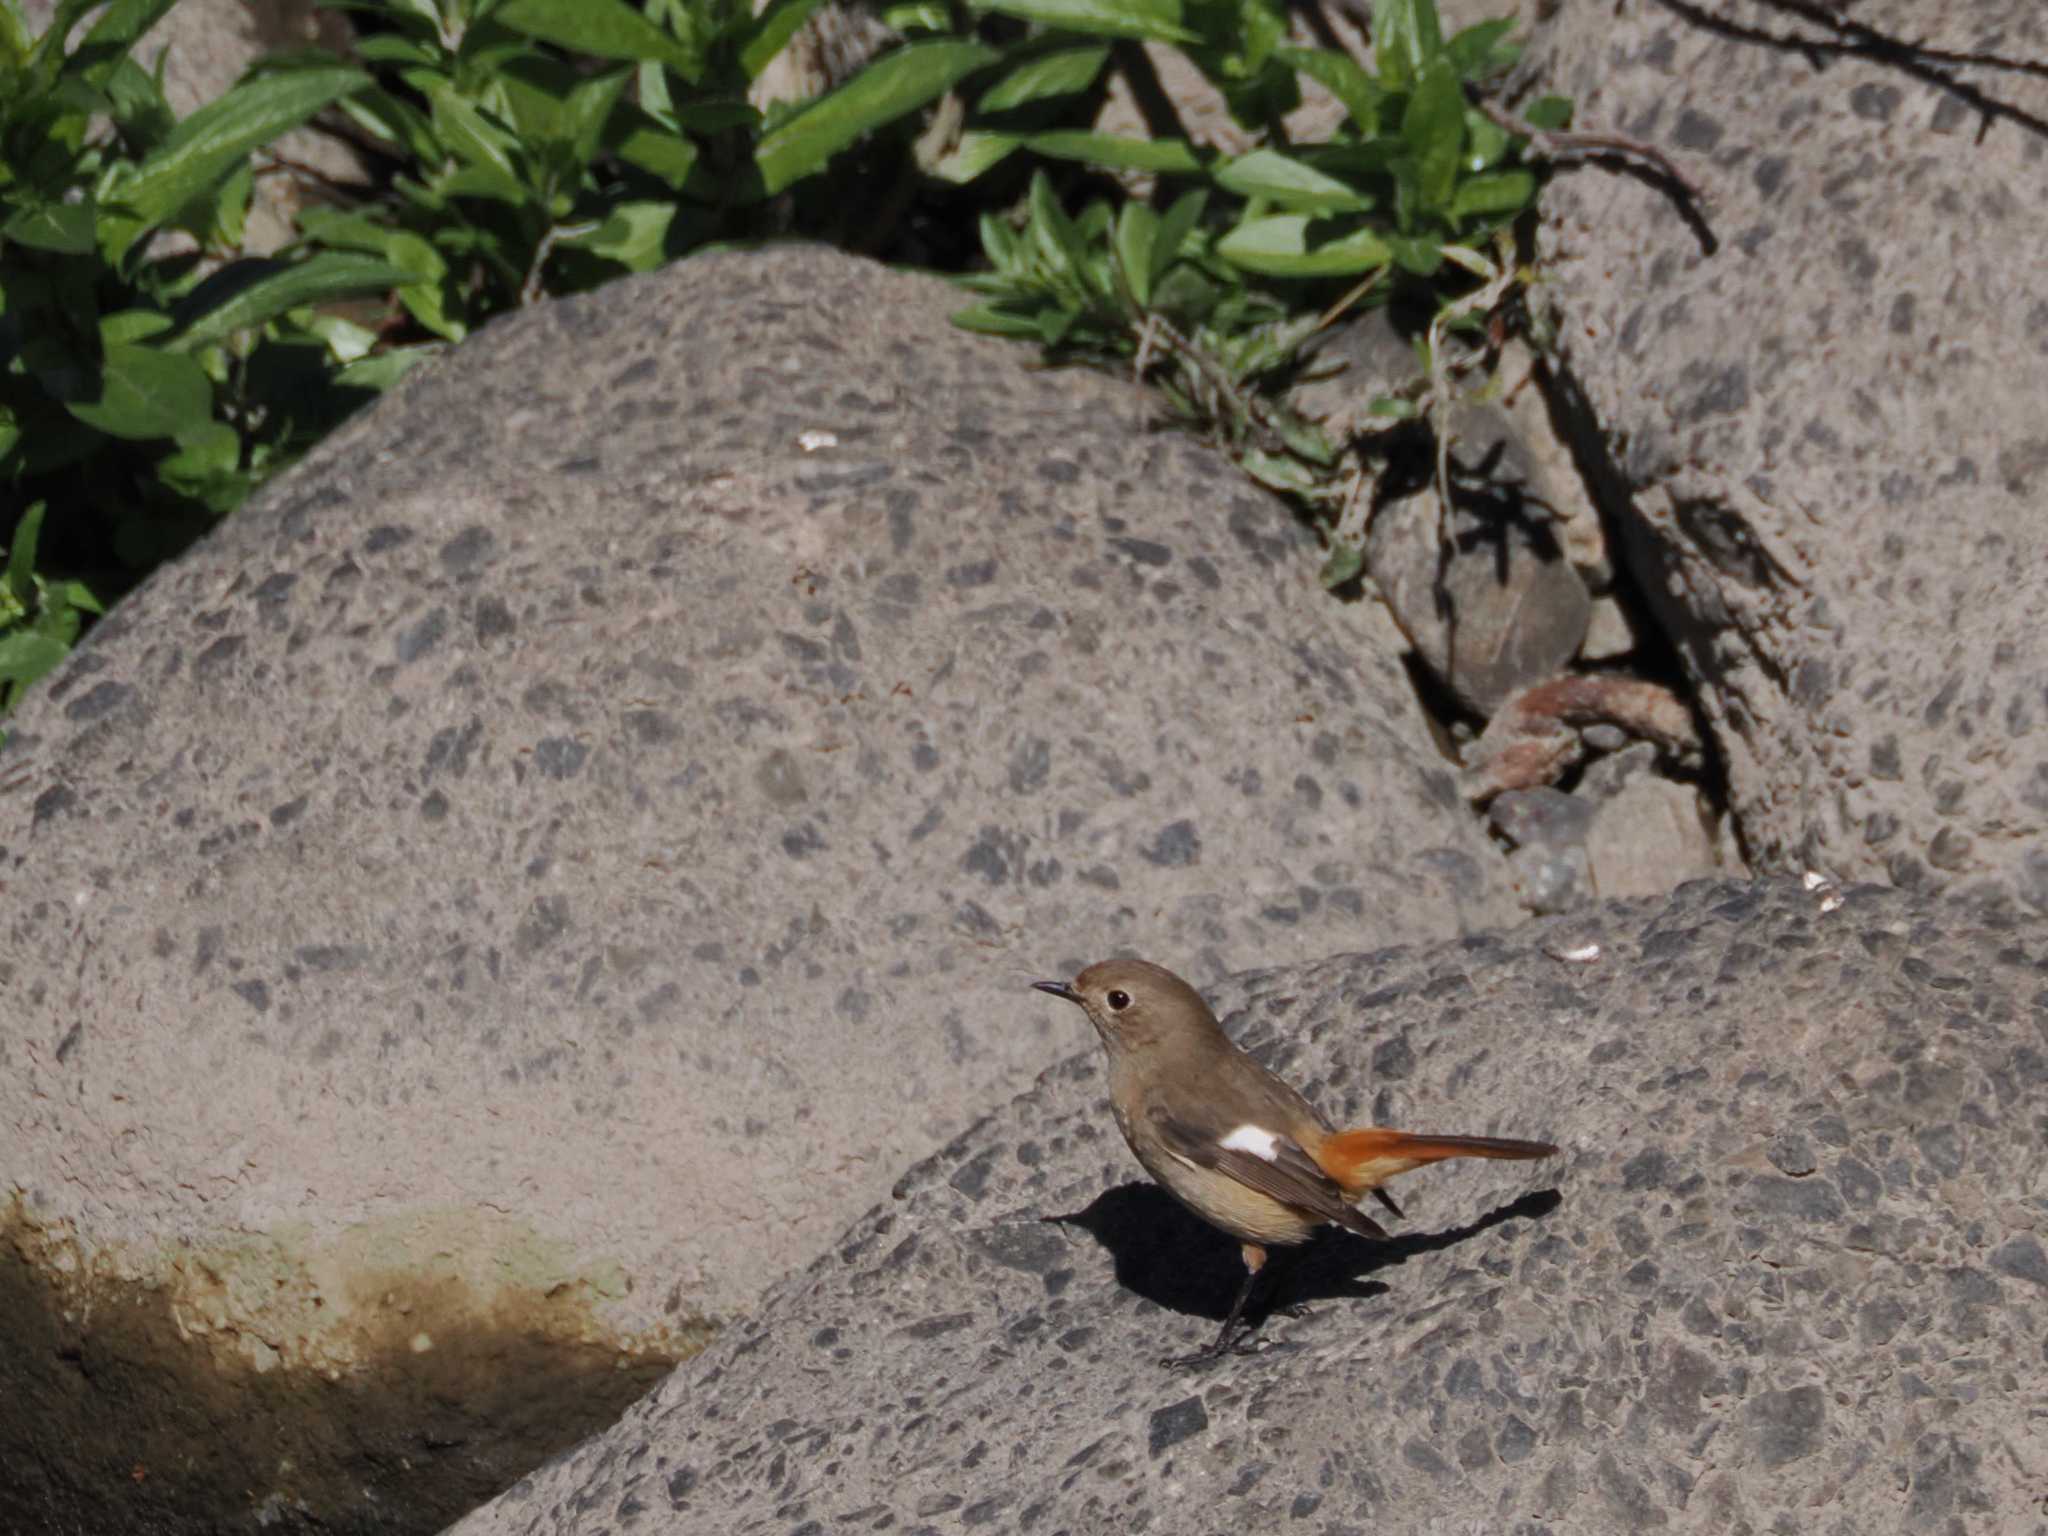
1043,1184,1563,1326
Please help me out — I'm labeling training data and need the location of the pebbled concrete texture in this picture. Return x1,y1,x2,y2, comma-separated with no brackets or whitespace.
0,247,1517,1528
448,878,2048,1535
1527,0,2048,907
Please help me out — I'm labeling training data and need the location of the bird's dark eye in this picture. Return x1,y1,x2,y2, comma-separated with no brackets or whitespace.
1106,989,1131,1011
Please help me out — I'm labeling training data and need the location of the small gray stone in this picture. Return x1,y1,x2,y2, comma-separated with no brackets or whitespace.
1583,774,1720,900
1489,786,1594,848
1766,1132,1816,1177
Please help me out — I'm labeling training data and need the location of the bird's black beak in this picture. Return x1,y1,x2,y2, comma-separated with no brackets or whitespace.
1032,980,1080,1003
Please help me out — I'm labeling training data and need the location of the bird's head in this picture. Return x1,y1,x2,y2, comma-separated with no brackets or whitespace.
1033,957,1221,1055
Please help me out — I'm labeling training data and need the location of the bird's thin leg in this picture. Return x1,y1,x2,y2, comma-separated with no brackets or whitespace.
1164,1245,1268,1368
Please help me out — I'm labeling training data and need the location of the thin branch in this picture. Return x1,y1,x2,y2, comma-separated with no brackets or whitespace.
252,150,371,202
1468,94,1706,205
1467,89,1717,255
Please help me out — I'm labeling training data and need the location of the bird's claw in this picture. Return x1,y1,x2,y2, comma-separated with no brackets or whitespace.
1161,1332,1272,1370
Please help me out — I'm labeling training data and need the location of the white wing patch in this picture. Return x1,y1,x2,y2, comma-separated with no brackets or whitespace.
1219,1124,1281,1162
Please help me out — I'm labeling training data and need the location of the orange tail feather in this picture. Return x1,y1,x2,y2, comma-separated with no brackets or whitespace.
1315,1128,1557,1195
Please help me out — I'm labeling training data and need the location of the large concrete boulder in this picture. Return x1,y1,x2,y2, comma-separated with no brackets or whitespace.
449,878,2048,1533
0,245,1516,1533
1527,0,2048,906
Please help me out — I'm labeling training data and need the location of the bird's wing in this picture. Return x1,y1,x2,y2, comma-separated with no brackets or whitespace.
1148,1103,1388,1240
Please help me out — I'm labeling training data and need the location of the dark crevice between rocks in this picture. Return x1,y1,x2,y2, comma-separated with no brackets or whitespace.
1300,307,1744,915
1535,352,1742,836
0,1197,695,1536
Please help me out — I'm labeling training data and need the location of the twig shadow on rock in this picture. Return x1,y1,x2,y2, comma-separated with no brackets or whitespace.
1044,1184,1563,1327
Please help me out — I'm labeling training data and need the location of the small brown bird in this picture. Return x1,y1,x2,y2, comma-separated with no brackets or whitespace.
1035,958,1557,1366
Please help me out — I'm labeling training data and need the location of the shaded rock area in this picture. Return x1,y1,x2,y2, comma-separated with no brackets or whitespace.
1531,0,2048,907
0,1197,679,1536
1362,399,1594,721
0,246,1517,1533
1296,307,1726,916
449,878,2048,1534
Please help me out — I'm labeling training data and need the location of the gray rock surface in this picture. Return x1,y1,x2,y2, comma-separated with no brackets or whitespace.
1579,742,1725,902
0,246,1518,1530
448,878,2048,1534
1529,0,2048,906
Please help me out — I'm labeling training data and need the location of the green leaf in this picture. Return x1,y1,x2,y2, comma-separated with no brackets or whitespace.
1464,107,1509,172
950,302,1046,338
4,502,45,609
742,0,829,81
1384,232,1441,274
3,200,97,254
1449,167,1533,220
25,0,103,74
65,342,213,440
427,87,529,203
1214,148,1371,213
931,129,1024,183
0,632,72,689
1275,47,1384,133
99,309,175,344
353,34,439,68
1216,214,1390,277
168,253,416,349
754,39,999,196
495,55,576,143
1241,448,1321,495
494,0,705,83
1114,201,1158,307
970,0,1198,43
1444,18,1517,80
102,66,369,258
336,86,441,164
336,347,434,393
881,1,950,31
70,0,181,87
155,419,242,498
1023,130,1201,173
297,311,381,364
671,100,761,133
563,67,633,164
614,117,700,188
978,209,1022,271
1150,187,1206,291
294,206,399,253
1318,539,1365,588
1399,56,1462,217
1372,0,1442,88
978,44,1110,112
562,202,676,270
1523,94,1573,130
1027,169,1090,292
382,230,463,341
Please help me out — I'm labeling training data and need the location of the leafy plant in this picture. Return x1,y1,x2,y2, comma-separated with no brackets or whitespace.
2,0,1568,723
0,0,1009,716
0,502,99,711
0,0,415,683
946,0,1569,584
268,0,1004,334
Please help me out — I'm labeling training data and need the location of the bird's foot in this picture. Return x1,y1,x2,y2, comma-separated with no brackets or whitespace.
1161,1330,1270,1370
